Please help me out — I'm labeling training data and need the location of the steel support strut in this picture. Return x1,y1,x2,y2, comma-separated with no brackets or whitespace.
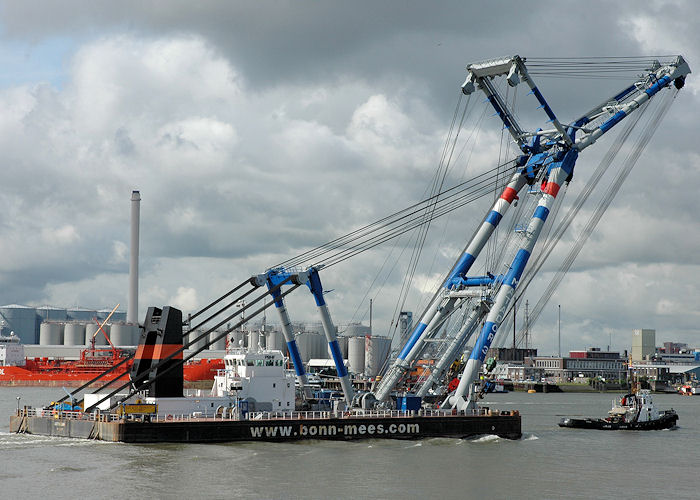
259,271,312,398
415,299,489,397
373,170,528,401
306,267,355,406
257,267,354,405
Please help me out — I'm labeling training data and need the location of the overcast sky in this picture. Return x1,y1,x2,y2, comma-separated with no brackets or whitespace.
0,1,698,355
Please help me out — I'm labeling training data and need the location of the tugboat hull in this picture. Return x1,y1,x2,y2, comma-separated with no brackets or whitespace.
558,410,678,431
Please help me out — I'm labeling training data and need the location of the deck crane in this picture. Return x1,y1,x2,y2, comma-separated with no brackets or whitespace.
373,55,690,409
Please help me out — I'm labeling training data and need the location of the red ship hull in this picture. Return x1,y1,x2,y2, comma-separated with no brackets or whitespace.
183,358,224,382
0,349,223,386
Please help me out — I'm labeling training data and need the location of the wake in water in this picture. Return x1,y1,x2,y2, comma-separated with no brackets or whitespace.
458,432,538,444
0,430,117,449
463,434,502,444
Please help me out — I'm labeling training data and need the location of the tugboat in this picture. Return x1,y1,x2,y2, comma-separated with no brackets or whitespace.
558,390,678,431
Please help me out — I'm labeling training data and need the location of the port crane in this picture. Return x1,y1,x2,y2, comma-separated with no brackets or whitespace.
54,54,689,416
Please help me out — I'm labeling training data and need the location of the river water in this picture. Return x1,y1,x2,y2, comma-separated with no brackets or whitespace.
1,387,697,499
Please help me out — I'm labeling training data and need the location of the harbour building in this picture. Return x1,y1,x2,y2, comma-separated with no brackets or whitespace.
632,329,656,361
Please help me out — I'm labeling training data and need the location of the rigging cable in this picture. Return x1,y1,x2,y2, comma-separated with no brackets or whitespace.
273,157,518,270
495,93,653,342
510,87,676,344
389,93,471,340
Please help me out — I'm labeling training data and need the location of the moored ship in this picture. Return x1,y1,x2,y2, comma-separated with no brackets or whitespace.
0,335,222,386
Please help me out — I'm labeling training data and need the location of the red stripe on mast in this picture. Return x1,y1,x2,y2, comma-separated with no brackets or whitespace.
501,187,519,203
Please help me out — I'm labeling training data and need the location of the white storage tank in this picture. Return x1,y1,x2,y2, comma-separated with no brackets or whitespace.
67,308,98,322
348,335,366,375
209,330,227,350
265,330,286,352
296,332,324,363
187,330,207,351
365,336,392,378
97,309,126,322
343,323,371,337
63,322,86,346
110,322,139,346
37,306,68,323
86,322,110,345
229,330,245,349
39,321,64,345
313,333,325,359
248,330,262,351
0,304,39,344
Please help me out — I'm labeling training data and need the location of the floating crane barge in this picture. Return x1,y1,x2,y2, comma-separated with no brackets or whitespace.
10,54,690,443
11,307,521,442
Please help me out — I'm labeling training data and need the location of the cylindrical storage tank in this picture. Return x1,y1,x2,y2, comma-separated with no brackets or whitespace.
315,333,329,359
265,330,285,351
330,335,349,359
229,330,245,349
97,309,126,322
296,332,319,363
209,330,226,350
311,332,325,360
39,321,64,345
343,323,371,337
187,330,207,351
248,330,261,351
348,336,366,375
110,322,139,346
0,304,39,344
37,306,68,323
63,322,86,346
365,336,392,378
86,323,110,345
67,308,98,322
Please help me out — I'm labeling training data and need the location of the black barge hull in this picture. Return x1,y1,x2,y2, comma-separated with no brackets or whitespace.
11,412,521,443
558,411,678,431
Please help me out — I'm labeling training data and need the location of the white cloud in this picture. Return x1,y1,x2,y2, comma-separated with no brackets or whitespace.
170,286,199,311
41,224,80,246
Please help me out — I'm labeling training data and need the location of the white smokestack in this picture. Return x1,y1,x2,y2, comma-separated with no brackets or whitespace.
128,190,141,324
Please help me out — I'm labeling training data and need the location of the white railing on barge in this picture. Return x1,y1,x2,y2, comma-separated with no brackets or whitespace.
16,407,121,422
16,406,517,423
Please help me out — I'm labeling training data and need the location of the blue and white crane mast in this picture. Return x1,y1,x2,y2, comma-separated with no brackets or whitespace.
306,267,355,406
253,269,312,398
371,171,531,402
373,56,562,403
252,266,354,405
445,55,691,411
414,295,489,397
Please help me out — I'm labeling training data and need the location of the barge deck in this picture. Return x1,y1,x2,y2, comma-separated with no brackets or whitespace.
10,407,521,443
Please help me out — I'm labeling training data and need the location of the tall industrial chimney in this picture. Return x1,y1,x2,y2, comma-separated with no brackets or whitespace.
127,190,141,325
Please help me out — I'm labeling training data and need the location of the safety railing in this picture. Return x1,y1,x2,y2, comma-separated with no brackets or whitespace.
15,407,121,422
15,404,515,423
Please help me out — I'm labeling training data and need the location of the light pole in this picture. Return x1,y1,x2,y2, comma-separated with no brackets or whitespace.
558,305,561,357
16,396,20,414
